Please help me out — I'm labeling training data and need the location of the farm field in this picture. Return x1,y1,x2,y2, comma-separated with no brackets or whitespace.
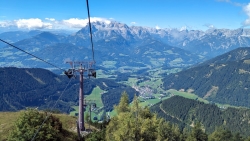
70,67,239,120
167,89,240,109
70,86,105,120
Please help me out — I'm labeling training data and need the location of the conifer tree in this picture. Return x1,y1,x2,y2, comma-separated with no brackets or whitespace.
187,122,208,141
157,119,180,141
85,111,90,123
115,91,130,114
208,127,234,141
106,92,181,141
232,132,244,141
180,127,190,141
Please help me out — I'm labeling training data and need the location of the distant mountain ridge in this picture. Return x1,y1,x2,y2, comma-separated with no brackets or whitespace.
0,30,42,48
2,20,250,54
71,21,250,57
0,21,204,71
1,20,250,73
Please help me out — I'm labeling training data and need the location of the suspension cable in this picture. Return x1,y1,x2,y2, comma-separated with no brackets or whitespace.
86,0,95,62
0,38,65,72
31,78,73,141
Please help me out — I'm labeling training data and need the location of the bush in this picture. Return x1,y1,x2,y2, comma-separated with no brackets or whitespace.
7,109,62,141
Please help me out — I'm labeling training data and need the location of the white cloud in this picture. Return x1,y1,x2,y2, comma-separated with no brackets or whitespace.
90,17,111,24
45,18,55,21
0,21,12,27
63,17,111,28
63,18,88,28
15,18,52,29
204,24,215,29
244,6,250,16
0,17,112,30
243,3,250,26
155,25,160,29
131,22,137,25
180,26,187,31
216,0,243,6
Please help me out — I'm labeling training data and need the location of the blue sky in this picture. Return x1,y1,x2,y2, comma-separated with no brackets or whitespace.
0,0,250,31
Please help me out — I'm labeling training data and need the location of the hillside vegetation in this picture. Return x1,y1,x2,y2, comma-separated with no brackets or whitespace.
0,110,78,141
1,93,250,141
0,67,138,113
163,47,250,107
151,96,250,137
86,93,250,141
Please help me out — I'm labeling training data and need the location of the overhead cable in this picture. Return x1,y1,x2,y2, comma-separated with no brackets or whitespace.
0,38,65,72
86,0,95,62
31,78,73,141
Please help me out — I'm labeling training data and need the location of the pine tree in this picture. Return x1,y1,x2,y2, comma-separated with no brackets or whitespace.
85,111,90,123
187,122,208,141
157,119,180,141
245,136,250,141
232,132,244,141
180,127,190,141
208,127,233,141
106,93,180,141
115,91,130,114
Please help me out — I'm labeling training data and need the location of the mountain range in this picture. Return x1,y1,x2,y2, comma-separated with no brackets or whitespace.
1,20,250,73
2,19,250,111
69,21,250,57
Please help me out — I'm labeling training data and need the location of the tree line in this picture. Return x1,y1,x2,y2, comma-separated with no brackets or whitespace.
151,96,250,137
6,92,250,141
86,92,250,141
162,60,250,108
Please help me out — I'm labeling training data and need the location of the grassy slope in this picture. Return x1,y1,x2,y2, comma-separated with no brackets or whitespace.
168,89,241,109
0,112,21,141
168,89,209,103
0,111,81,141
70,86,105,121
85,86,104,108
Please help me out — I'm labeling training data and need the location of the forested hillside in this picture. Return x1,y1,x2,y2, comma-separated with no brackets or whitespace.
0,67,73,111
86,93,250,141
151,96,250,137
0,67,138,113
162,48,250,107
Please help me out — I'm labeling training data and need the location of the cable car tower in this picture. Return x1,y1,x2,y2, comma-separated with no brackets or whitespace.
64,0,96,136
65,61,96,132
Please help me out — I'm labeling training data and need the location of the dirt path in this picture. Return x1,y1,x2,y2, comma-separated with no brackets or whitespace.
159,104,182,121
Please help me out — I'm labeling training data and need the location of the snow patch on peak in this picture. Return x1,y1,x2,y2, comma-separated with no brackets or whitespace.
155,25,161,30
90,17,111,25
180,26,187,31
